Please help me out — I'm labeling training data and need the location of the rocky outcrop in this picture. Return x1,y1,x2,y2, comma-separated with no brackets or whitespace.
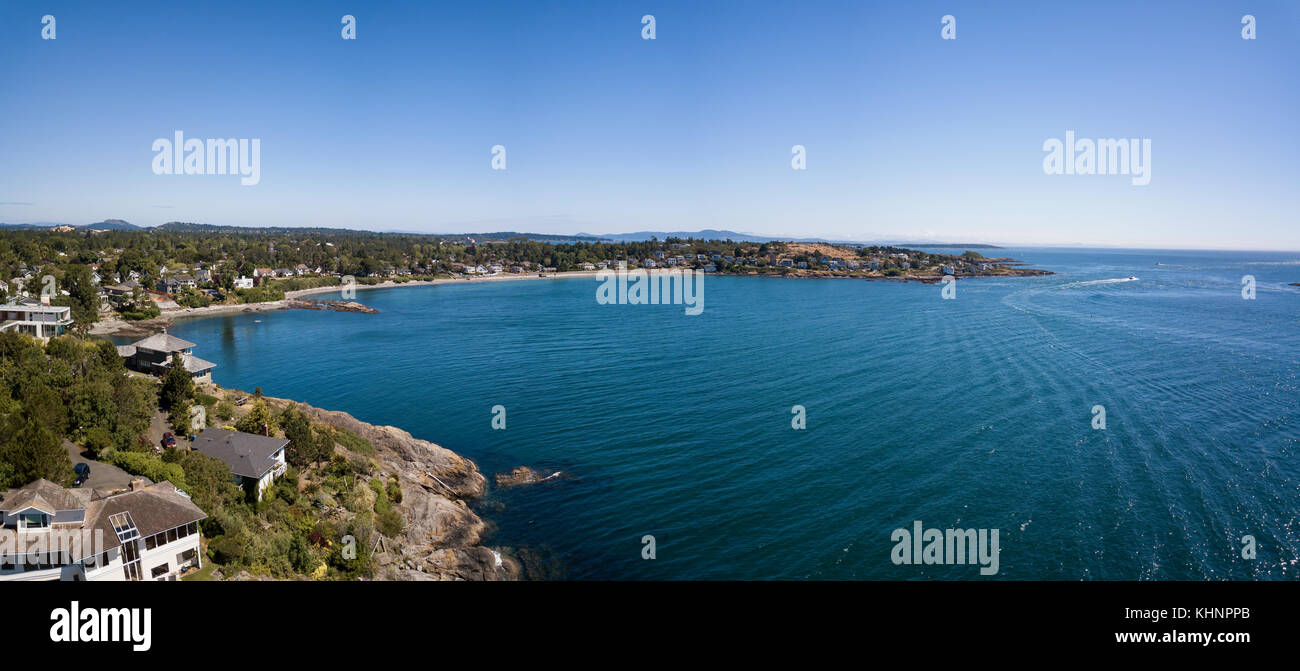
494,466,565,488
276,398,520,581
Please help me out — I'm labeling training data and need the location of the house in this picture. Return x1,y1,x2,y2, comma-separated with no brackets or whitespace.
117,332,216,382
580,263,596,271
191,428,289,501
0,478,205,581
273,268,293,278
233,276,254,289
0,297,73,340
195,269,212,283
778,259,794,268
156,277,181,294
293,264,310,276
703,263,718,273
252,268,274,279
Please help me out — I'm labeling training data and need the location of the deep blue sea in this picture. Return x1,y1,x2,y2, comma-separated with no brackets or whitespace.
166,248,1299,579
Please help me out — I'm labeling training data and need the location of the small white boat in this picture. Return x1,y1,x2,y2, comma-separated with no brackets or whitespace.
1127,275,1138,281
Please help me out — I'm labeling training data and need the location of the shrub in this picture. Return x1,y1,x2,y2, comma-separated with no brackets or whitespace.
377,508,404,537
104,450,186,489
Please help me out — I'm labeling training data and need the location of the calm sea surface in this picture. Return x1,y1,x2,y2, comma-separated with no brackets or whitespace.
166,248,1300,579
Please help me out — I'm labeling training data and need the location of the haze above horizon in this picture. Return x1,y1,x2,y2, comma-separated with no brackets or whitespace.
1,1,1297,250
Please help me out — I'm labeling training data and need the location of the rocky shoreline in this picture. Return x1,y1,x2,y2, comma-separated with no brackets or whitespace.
259,394,521,581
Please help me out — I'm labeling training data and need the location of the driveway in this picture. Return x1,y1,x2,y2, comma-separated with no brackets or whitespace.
63,440,151,491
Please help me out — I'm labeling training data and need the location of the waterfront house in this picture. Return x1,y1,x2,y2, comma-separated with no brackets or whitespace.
191,428,289,501
0,478,205,581
252,267,274,279
117,332,216,383
233,276,254,289
0,297,74,340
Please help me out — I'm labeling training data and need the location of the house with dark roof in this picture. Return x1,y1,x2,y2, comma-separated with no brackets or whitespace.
191,428,289,501
0,479,205,581
118,331,216,382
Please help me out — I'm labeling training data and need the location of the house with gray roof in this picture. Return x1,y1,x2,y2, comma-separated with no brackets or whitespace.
119,331,216,382
191,427,289,501
0,478,205,581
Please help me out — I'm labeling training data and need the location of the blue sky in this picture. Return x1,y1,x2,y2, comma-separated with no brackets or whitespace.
1,1,1297,249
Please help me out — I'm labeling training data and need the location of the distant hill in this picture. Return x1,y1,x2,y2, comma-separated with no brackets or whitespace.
0,219,140,231
578,229,772,242
85,219,140,230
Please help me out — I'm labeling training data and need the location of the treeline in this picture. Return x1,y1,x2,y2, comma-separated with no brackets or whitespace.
0,333,155,487
0,227,792,284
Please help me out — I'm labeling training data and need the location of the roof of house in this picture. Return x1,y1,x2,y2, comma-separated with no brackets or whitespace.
162,353,216,374
131,332,196,353
115,345,137,358
82,482,206,547
0,478,94,514
191,428,289,479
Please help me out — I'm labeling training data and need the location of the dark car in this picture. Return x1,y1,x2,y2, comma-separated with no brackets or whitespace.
162,432,177,448
73,463,90,487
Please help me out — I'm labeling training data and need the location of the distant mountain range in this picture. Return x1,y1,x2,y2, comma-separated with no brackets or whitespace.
0,220,1001,248
577,229,1001,248
0,219,142,231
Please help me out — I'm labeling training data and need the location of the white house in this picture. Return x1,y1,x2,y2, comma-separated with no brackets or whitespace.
233,276,254,289
0,297,74,340
191,428,289,501
0,479,206,582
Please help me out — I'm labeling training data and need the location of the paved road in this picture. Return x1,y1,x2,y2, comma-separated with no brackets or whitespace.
63,440,151,491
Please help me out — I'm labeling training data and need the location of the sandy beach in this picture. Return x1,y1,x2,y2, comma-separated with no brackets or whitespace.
89,271,603,337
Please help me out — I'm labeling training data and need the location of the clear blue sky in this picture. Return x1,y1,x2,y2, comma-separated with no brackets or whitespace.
1,1,1297,249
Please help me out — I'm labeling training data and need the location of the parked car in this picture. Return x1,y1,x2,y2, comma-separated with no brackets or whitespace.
161,432,177,448
73,463,90,487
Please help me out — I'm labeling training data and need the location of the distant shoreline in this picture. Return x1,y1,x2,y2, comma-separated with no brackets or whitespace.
88,265,1051,337
88,271,603,336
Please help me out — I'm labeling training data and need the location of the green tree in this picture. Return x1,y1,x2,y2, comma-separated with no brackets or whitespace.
280,405,313,468
235,398,275,436
159,352,195,411
0,414,74,487
177,450,242,514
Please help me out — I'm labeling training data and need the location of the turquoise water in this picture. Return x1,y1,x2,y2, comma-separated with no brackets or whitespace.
167,249,1300,579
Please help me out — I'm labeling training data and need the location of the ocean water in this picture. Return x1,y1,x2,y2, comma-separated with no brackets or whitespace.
166,248,1300,580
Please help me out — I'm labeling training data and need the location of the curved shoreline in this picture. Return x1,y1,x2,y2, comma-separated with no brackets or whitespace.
88,265,1050,337
88,271,603,336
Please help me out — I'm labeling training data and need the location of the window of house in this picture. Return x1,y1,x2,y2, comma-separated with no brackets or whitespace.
166,527,177,544
145,534,157,550
21,513,47,529
150,563,169,579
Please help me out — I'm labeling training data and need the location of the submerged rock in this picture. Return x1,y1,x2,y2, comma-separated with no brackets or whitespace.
494,466,566,488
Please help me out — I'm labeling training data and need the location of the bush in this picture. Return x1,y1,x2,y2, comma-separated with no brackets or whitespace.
104,450,186,488
82,426,113,459
377,508,404,537
330,426,373,456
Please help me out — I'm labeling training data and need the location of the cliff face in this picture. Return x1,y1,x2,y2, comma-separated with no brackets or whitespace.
286,401,520,581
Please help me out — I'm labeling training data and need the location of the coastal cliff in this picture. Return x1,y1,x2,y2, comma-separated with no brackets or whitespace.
266,396,521,581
